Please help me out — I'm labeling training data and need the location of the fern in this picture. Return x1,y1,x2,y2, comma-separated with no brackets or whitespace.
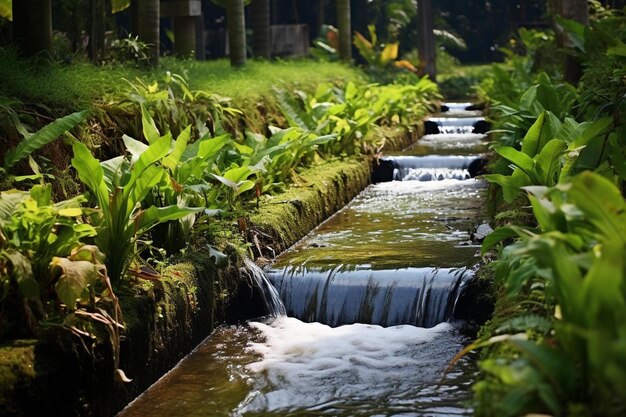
495,314,553,336
274,88,316,131
4,110,89,170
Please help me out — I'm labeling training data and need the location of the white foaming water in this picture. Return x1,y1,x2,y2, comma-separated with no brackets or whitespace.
237,317,466,415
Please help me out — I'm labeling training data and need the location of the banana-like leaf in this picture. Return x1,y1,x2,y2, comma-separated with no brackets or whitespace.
4,110,88,169
141,105,161,144
122,135,148,163
534,139,567,186
520,111,559,157
72,141,110,215
495,146,541,184
568,172,626,242
135,205,203,234
123,134,171,208
163,126,191,171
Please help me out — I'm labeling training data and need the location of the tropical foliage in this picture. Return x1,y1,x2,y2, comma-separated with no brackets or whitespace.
473,8,626,417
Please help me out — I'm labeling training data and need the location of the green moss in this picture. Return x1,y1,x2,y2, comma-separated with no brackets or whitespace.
250,157,371,256
0,340,36,416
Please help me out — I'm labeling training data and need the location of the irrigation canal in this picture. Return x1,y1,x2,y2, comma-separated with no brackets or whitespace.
119,103,490,417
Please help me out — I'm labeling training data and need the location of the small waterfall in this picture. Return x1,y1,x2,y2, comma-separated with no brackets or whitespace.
267,266,473,328
441,102,472,112
244,258,286,317
373,155,485,183
425,117,490,135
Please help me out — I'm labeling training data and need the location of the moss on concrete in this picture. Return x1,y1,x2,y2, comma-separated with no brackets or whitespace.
0,341,36,417
250,157,371,257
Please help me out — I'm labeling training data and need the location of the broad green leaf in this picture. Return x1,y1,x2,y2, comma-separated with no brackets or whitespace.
101,156,126,189
556,15,586,51
29,184,52,207
141,105,161,144
481,226,522,254
4,110,88,169
568,172,626,242
521,112,558,157
197,134,230,159
163,125,191,171
534,139,567,186
51,257,99,310
237,180,255,194
135,205,202,234
128,164,165,212
122,135,149,162
58,208,83,217
72,141,110,214
483,171,530,203
223,166,253,183
123,134,171,205
4,250,37,299
496,146,541,184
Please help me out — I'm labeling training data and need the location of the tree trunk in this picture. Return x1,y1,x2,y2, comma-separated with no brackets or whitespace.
174,16,197,57
227,0,247,67
550,0,589,84
250,0,271,59
137,0,160,65
89,0,106,62
316,0,325,35
417,0,436,81
13,0,52,56
337,0,351,62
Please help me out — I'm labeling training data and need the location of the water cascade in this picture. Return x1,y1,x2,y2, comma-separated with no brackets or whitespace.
243,258,286,317
119,105,490,417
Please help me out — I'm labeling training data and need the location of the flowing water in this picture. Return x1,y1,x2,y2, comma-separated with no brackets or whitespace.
119,103,489,417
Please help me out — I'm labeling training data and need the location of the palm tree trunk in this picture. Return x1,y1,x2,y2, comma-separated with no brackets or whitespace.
89,0,106,62
250,0,271,59
337,0,351,62
174,16,197,57
13,0,52,56
417,0,436,81
227,0,247,67
137,0,160,65
550,0,588,84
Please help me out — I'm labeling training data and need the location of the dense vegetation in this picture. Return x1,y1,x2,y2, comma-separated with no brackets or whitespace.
0,50,439,382
470,5,626,416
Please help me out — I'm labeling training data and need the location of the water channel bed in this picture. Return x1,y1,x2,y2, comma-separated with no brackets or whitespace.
271,179,486,271
119,318,475,417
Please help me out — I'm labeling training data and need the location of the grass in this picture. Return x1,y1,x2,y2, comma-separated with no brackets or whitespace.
162,57,364,102
0,48,364,112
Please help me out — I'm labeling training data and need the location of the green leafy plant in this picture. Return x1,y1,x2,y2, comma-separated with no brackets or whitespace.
71,112,201,285
476,172,626,416
353,25,419,82
485,110,612,202
2,107,88,171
